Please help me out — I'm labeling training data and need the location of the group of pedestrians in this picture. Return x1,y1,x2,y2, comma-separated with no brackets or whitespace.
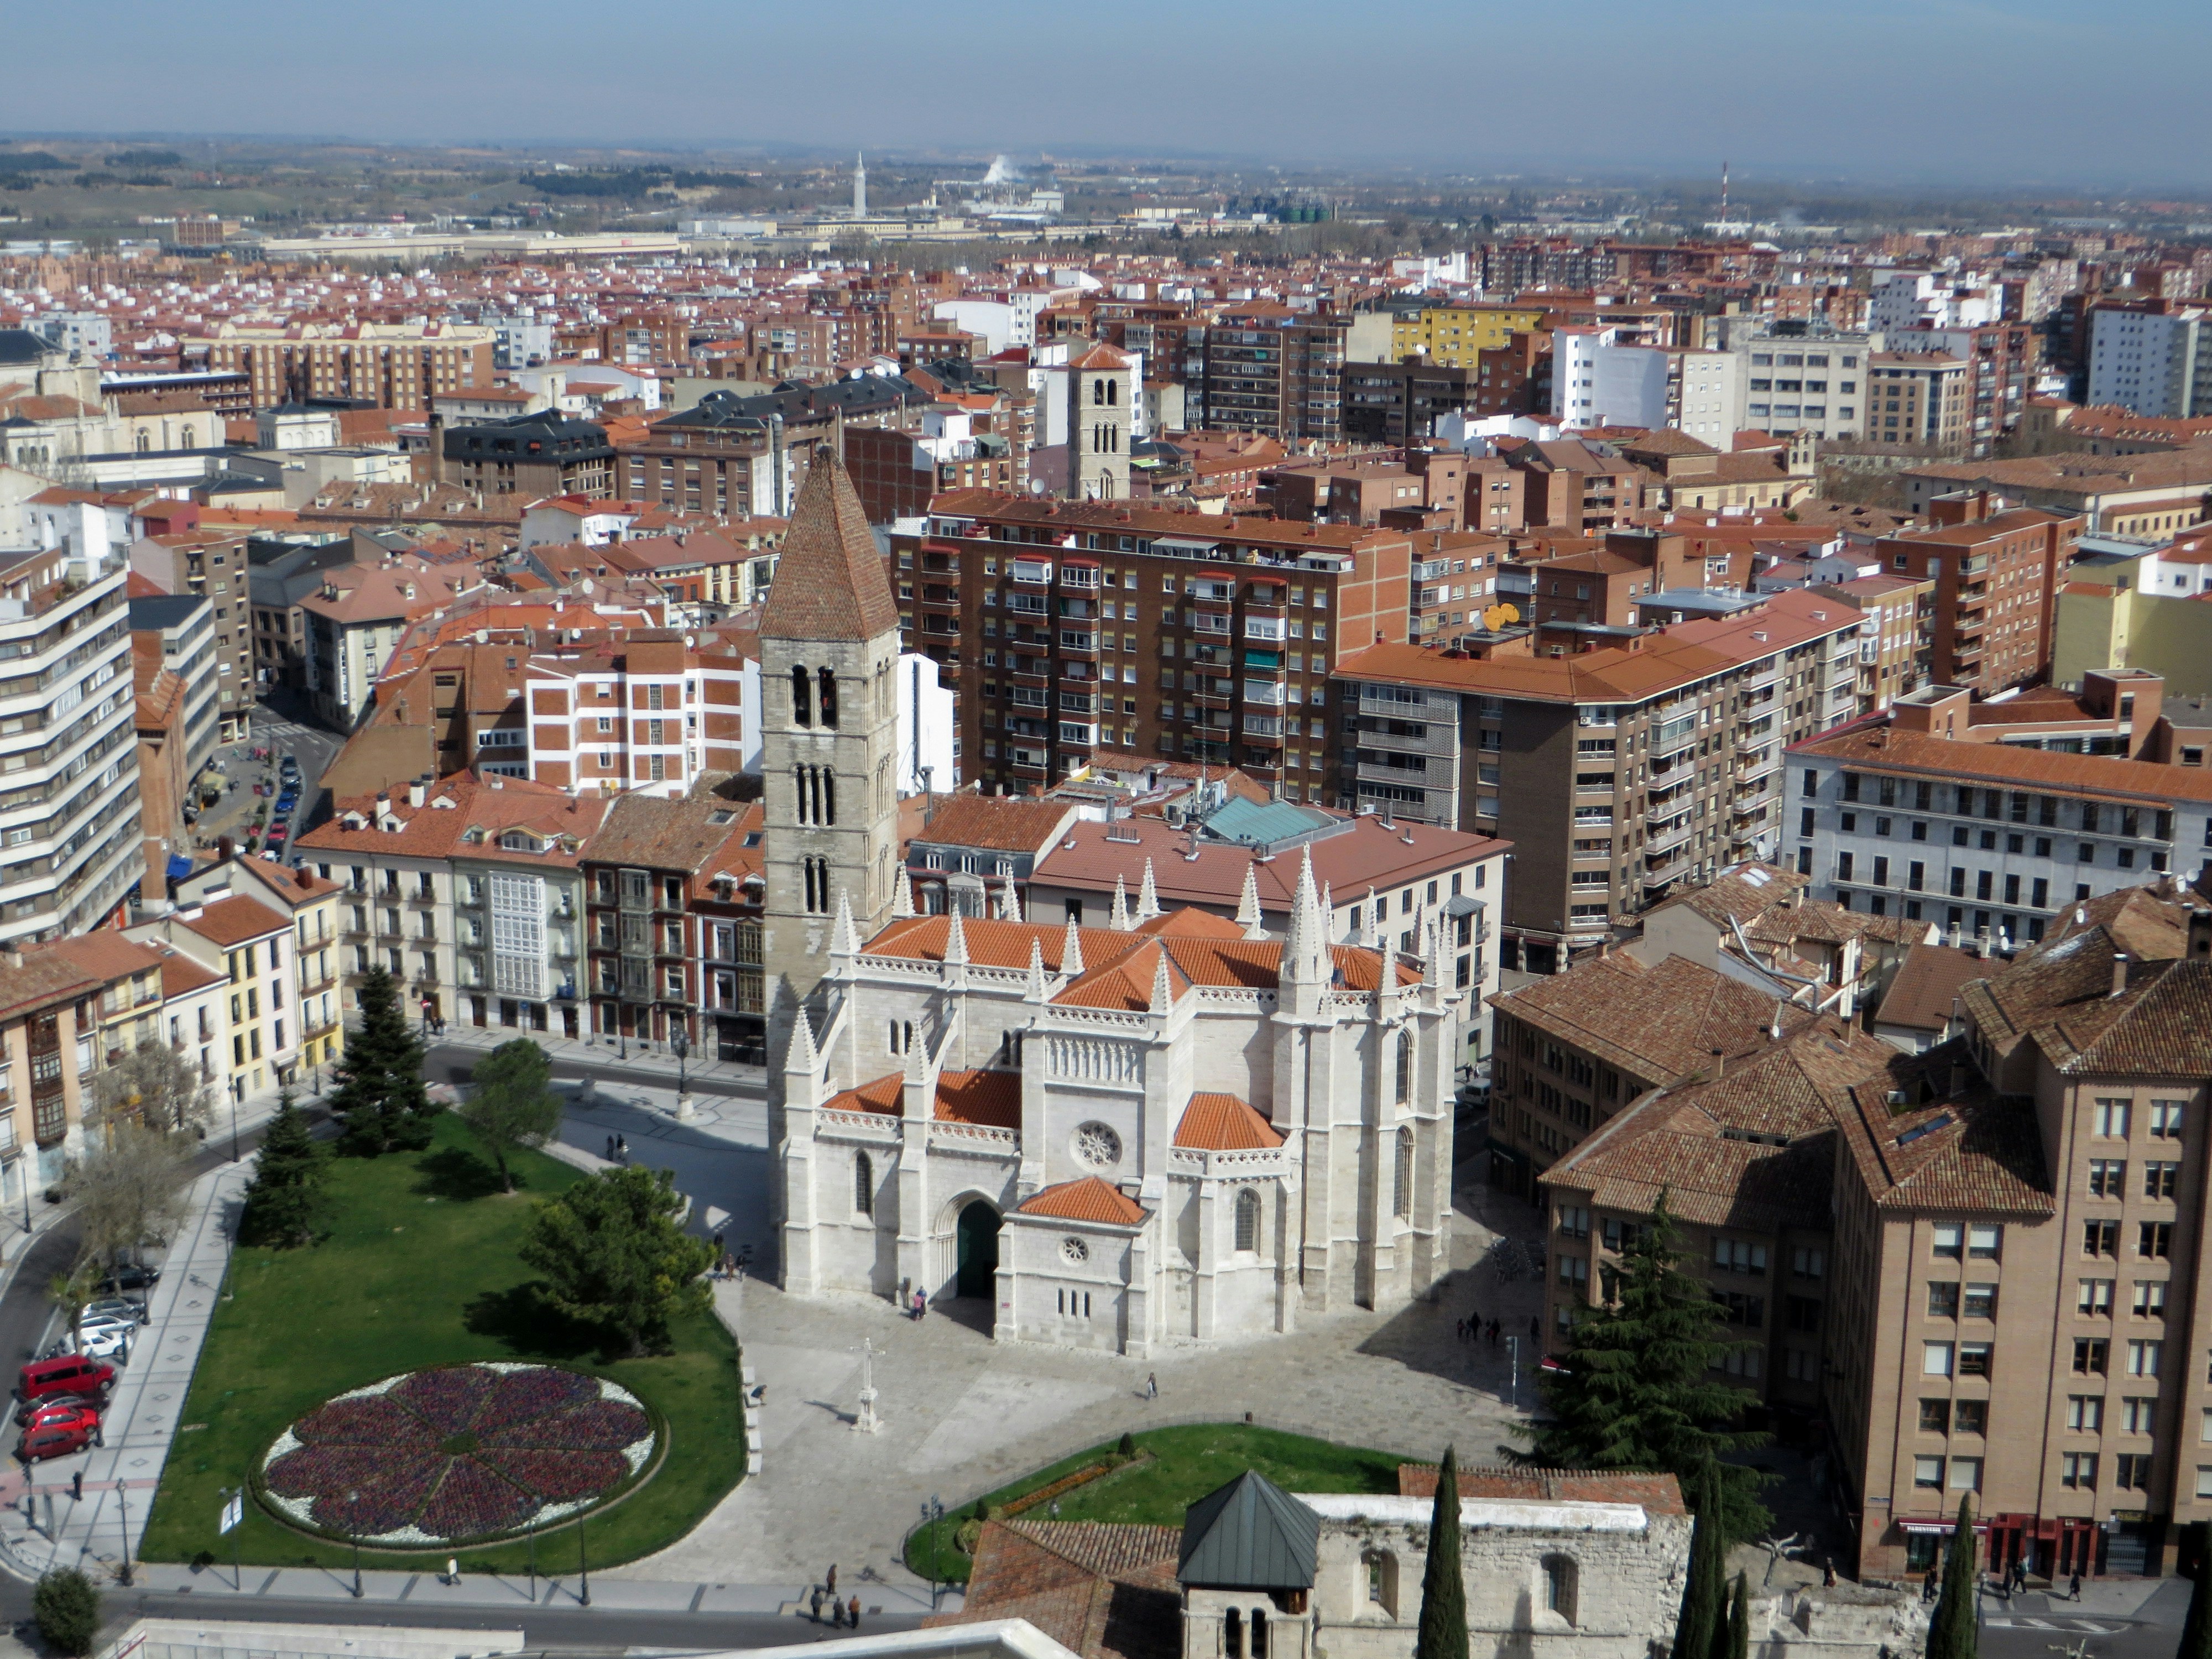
601,1134,629,1163
1455,1310,1539,1346
808,1564,863,1630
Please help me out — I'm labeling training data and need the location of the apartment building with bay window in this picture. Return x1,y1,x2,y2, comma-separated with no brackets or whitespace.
896,492,1412,804
1332,588,1864,973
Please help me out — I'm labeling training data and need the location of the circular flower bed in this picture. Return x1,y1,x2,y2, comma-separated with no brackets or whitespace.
261,1363,655,1545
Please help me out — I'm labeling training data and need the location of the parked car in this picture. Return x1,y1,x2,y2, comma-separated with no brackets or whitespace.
15,1394,98,1428
280,754,300,777
96,1264,159,1295
16,1355,115,1405
73,1325,131,1360
82,1297,147,1327
267,824,289,845
18,1412,98,1462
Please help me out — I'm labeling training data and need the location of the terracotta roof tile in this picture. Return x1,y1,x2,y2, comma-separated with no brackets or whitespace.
757,451,899,643
936,1068,1021,1128
1019,1176,1147,1225
181,894,289,948
1173,1093,1282,1151
823,1072,902,1115
1874,943,1985,1034
911,795,1078,853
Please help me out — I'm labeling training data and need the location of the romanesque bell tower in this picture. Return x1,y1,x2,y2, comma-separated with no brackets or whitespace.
760,448,903,1248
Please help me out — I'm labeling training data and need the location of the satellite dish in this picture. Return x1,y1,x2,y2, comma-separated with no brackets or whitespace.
1483,602,1521,629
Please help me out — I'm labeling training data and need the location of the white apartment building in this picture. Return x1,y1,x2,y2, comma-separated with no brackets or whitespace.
1551,330,1743,440
1868,273,1999,334
2086,307,2212,418
521,633,748,799
0,546,141,945
1735,338,1873,440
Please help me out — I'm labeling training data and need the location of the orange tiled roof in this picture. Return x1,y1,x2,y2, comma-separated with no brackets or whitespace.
935,1069,1021,1128
1019,1176,1147,1225
823,1073,902,1115
1173,1093,1282,1151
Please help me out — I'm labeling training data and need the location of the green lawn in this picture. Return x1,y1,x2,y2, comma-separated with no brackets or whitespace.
139,1113,744,1573
904,1423,1405,1584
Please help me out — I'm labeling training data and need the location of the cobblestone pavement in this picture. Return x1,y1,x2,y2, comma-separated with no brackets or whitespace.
619,1172,1548,1601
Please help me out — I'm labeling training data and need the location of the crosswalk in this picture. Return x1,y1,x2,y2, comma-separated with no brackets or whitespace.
1986,1618,2120,1632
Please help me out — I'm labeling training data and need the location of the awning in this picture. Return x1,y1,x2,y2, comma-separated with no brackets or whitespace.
1446,895,1485,917
1901,1520,1989,1535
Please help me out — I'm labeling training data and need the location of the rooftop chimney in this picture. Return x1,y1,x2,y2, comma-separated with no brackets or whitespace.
2111,952,2130,998
2191,909,2212,961
1709,1047,1726,1082
408,779,426,808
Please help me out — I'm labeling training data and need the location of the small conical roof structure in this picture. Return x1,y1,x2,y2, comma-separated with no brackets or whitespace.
943,905,969,964
1237,863,1265,940
1136,857,1162,921
891,872,915,918
1061,915,1086,976
1176,1470,1319,1590
758,447,899,642
1109,874,1131,930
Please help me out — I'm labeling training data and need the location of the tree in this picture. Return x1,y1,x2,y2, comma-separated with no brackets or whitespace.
2180,1531,2212,1659
1674,1463,1727,1659
46,1260,102,1356
460,1039,562,1192
71,1122,190,1274
92,1040,213,1139
1525,1193,1770,1541
33,1567,100,1655
521,1165,712,1355
1415,1444,1469,1659
328,966,436,1156
1721,1572,1750,1659
239,1091,326,1247
1926,1497,1978,1659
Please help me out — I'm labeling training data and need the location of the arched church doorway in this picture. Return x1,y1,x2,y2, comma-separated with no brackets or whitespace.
955,1201,1001,1298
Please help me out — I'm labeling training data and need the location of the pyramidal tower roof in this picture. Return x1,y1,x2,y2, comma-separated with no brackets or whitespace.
1176,1470,1319,1590
759,447,900,643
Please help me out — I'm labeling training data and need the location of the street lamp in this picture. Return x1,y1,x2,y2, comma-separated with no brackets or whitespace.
577,1514,591,1606
671,1027,690,1118
920,1495,945,1610
347,1490,363,1597
230,1088,240,1163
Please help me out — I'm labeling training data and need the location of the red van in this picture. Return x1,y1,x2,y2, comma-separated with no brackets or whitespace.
18,1411,97,1462
17,1357,115,1406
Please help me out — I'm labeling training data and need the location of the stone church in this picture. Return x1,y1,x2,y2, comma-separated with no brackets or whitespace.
760,452,1465,1353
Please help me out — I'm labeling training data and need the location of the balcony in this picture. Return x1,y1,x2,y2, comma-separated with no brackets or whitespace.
1058,564,1099,591
1010,559,1052,586
1646,818,1693,857
920,585,961,611
1240,716,1284,745
297,971,336,998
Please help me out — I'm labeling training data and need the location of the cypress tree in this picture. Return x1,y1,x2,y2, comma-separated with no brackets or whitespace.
1674,1462,1727,1659
239,1091,326,1247
1415,1445,1469,1659
1527,1192,1771,1541
328,965,436,1156
2180,1535,2212,1659
1927,1496,1978,1659
1720,1571,1750,1659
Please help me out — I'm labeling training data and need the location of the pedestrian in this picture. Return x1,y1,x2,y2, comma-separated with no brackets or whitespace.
605,1134,615,1159
2069,1569,2082,1601
848,1596,861,1631
1455,1318,1465,1342
1823,1555,1836,1589
445,1557,458,1585
810,1586,823,1622
2013,1559,2028,1593
1922,1569,1936,1602
827,1564,838,1598
1467,1307,1481,1339
1145,1372,1158,1401
713,1230,726,1261
912,1289,925,1320
831,1598,845,1628
617,1134,628,1160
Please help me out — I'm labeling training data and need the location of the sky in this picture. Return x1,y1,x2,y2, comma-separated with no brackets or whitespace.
12,0,2212,189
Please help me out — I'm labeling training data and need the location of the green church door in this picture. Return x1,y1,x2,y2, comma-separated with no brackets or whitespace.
955,1201,1000,1299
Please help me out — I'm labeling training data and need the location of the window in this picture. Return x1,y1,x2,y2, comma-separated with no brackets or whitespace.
2085,1219,2120,1256
2128,1339,2163,1377
2089,1159,2127,1197
1924,1341,1954,1376
2151,1099,2185,1139
2095,1097,2132,1138
2068,1395,2104,1433
2080,1279,2115,1316
790,663,812,726
1963,1283,1998,1319
2062,1452,2098,1489
2115,1453,2153,1491
1543,1557,1578,1625
1920,1399,1951,1434
1913,1455,1944,1489
1932,1223,1964,1259
2074,1338,2109,1375
1792,1247,1826,1279
1949,1456,1983,1491
854,1152,873,1216
2141,1222,2174,1259
2146,1162,2180,1200
1558,1205,1590,1240
1392,1126,1413,1219
1954,1400,1986,1434
1927,1281,1960,1318
1713,1238,1768,1274
1969,1224,2002,1260
2124,1396,2158,1434
1235,1188,1260,1253
1958,1343,1992,1378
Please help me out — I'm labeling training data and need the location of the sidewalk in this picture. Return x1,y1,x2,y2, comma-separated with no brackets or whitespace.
124,1562,817,1615
427,1022,768,1097
0,1081,324,1585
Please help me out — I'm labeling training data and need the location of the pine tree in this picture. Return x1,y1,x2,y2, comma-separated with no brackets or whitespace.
2180,1536,2212,1659
239,1091,326,1247
1720,1571,1750,1659
328,966,436,1156
1674,1462,1727,1659
1527,1192,1770,1541
459,1039,562,1192
1927,1497,1978,1659
1415,1445,1469,1659
521,1165,713,1355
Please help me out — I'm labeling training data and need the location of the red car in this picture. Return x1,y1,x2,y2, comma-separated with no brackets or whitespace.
18,1411,97,1462
14,1394,97,1429
16,1356,114,1407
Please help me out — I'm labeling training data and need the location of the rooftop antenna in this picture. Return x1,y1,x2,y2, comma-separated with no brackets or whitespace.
1720,160,1730,226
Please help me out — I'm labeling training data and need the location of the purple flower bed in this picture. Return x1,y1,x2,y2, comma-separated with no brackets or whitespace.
263,1364,652,1542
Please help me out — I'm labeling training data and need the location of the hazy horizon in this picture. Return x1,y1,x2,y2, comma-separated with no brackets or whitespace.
16,0,2212,191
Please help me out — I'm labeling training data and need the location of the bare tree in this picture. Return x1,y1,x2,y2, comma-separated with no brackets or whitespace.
92,1042,214,1140
71,1124,191,1276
